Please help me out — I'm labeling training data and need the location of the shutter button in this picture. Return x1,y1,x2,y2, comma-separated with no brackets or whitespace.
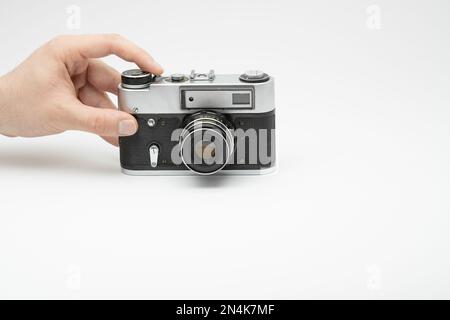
170,73,186,82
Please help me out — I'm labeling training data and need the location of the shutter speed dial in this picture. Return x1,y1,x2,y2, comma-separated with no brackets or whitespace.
121,69,152,88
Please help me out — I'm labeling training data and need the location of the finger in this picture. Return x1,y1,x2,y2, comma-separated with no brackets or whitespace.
78,83,116,110
62,98,138,137
71,71,87,93
101,136,119,147
87,59,121,95
56,34,163,75
77,84,121,146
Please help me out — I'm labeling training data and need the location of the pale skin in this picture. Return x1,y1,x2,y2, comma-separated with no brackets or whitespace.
0,34,163,146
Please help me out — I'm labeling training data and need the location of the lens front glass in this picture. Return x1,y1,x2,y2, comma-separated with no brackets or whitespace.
180,112,234,175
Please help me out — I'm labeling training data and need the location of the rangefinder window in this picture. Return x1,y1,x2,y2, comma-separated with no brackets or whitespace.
180,86,255,110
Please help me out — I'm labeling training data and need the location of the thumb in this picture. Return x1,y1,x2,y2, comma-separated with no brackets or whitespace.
64,99,138,137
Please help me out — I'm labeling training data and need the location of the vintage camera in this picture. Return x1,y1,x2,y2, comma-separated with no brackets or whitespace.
118,69,275,175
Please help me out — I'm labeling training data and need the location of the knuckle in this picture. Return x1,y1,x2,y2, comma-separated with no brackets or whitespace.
48,35,68,47
45,35,71,55
89,114,114,135
104,34,124,54
105,33,123,42
90,114,109,134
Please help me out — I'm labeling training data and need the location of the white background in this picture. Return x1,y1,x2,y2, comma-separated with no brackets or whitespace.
0,0,450,299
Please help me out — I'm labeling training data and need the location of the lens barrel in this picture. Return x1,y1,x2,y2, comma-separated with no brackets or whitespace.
180,111,234,175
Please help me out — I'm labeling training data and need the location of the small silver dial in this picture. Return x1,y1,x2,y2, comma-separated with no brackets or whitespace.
239,70,270,83
170,73,186,82
244,70,265,79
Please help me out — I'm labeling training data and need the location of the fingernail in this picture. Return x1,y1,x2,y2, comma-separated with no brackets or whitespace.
118,119,137,136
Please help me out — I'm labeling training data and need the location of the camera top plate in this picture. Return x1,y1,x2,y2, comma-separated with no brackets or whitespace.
119,69,275,114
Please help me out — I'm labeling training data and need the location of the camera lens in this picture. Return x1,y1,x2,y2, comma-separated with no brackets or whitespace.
180,111,234,175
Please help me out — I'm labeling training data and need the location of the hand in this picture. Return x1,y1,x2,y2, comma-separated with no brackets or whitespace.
0,34,163,146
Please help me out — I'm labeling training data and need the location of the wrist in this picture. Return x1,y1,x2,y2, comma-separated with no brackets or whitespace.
0,74,12,136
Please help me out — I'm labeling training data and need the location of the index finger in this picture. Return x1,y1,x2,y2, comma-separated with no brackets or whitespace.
56,34,164,75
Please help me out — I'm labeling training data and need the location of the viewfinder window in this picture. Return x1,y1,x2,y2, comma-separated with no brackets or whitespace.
232,93,250,105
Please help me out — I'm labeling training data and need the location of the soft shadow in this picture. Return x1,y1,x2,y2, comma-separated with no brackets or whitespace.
0,149,119,175
183,174,234,188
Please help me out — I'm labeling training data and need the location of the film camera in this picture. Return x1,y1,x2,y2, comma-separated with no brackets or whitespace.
118,69,275,175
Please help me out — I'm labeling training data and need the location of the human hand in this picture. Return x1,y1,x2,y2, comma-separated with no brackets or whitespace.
0,34,163,146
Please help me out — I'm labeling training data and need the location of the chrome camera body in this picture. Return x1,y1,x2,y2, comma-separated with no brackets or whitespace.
118,69,275,175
